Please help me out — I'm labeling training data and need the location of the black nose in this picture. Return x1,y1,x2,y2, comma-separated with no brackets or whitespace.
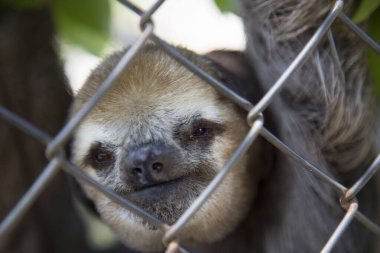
123,143,173,189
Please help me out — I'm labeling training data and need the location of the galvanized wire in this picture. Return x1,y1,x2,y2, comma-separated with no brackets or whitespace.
1,0,380,253
0,157,61,238
45,23,154,159
343,154,380,203
117,0,254,111
320,201,359,253
247,0,344,123
163,115,264,245
60,160,168,231
339,13,380,54
0,106,51,145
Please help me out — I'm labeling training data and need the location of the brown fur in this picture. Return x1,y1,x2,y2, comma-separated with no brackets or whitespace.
70,44,261,252
70,3,380,248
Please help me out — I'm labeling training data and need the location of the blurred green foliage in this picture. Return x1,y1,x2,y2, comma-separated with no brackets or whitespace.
367,8,380,97
51,0,110,55
352,0,380,23
352,0,380,98
214,0,239,15
4,0,111,55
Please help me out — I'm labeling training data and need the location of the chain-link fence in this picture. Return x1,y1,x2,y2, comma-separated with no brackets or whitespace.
1,0,380,252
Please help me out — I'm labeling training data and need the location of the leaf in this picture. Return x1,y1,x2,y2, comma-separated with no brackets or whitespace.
352,0,380,23
51,0,111,55
368,9,380,98
214,0,240,16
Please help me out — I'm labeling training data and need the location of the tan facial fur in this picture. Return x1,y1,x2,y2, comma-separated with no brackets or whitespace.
70,45,257,252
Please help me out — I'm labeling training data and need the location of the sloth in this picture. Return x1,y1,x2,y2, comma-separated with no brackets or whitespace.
70,45,265,252
69,1,379,252
69,43,379,253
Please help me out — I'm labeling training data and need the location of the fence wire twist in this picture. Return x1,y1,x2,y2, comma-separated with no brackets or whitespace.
1,0,380,252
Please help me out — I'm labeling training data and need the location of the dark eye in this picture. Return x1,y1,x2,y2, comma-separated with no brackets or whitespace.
190,127,212,139
189,120,216,141
83,142,116,170
91,149,114,167
174,118,225,148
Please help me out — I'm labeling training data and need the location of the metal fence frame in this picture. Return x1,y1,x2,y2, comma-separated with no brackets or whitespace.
1,0,380,252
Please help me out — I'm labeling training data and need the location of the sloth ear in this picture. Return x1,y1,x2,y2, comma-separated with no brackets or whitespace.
205,51,253,83
204,50,261,104
206,51,275,179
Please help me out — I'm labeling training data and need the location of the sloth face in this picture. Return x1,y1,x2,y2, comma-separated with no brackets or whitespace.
71,45,257,252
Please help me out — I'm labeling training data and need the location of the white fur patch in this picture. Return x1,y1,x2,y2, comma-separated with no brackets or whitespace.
72,122,117,166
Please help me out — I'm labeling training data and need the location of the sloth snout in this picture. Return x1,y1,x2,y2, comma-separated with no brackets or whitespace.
123,143,177,189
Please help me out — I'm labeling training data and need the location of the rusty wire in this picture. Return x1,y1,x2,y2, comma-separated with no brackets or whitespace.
1,0,380,252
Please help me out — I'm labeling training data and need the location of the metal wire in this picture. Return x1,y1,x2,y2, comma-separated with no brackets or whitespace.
1,0,380,252
343,154,380,203
0,157,61,239
339,13,380,54
260,128,347,194
247,0,344,123
117,0,254,111
163,115,264,245
320,201,359,253
45,23,154,159
60,160,168,231
0,106,51,145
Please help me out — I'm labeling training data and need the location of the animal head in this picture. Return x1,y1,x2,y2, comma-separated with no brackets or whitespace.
70,44,260,252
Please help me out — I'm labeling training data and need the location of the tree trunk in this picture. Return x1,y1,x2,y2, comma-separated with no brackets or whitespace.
0,5,91,253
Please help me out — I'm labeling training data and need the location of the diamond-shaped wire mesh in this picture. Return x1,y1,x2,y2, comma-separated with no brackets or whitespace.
1,0,380,252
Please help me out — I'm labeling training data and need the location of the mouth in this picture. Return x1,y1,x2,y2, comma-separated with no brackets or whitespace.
123,176,202,225
127,177,188,205
133,177,185,196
